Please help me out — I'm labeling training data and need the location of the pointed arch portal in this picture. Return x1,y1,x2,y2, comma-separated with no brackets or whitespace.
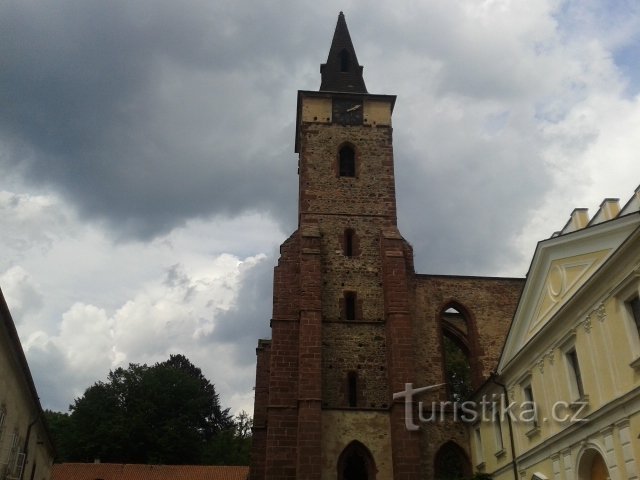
434,441,472,480
337,441,376,480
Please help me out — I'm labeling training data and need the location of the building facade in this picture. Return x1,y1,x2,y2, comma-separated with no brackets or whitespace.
0,288,55,480
250,13,524,480
471,190,640,480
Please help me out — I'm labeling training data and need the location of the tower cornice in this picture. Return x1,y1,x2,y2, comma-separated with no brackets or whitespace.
294,90,397,153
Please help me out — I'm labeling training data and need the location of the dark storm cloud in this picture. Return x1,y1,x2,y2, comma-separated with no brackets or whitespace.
0,0,551,276
0,0,333,238
211,253,274,366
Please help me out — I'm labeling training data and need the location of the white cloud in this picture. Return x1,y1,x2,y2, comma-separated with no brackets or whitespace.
1,184,282,413
0,266,44,321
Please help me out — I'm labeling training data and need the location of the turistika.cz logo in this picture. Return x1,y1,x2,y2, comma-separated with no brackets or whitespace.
392,383,588,431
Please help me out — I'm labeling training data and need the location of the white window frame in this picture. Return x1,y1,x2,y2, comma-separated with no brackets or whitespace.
613,275,640,369
562,343,587,403
521,381,540,437
626,294,640,370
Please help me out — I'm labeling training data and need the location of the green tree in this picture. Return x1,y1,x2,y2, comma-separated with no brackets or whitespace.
43,410,73,461
204,410,252,465
48,354,243,464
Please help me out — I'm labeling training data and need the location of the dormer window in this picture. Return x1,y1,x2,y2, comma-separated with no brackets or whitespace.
339,49,350,72
339,146,355,177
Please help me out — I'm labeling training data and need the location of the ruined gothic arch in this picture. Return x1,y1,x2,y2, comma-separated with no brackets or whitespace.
433,441,472,480
437,300,482,400
337,440,377,480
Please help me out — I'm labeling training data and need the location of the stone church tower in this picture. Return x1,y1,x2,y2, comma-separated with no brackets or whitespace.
251,13,524,480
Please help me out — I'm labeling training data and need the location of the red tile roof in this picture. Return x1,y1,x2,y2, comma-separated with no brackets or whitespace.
52,464,249,480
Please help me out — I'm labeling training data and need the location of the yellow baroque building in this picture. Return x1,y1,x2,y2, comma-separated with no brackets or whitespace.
0,288,54,480
471,188,640,480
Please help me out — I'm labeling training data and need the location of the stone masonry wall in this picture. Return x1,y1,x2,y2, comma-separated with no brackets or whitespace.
413,275,524,390
322,323,388,409
263,232,301,479
412,275,524,477
249,340,270,480
298,122,397,221
298,118,397,416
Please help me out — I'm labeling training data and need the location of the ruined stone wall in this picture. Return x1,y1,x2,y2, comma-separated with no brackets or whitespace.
412,274,524,476
249,340,270,480
413,275,524,388
263,232,301,480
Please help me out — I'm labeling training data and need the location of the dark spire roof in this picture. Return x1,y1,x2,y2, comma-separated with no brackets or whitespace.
320,12,368,93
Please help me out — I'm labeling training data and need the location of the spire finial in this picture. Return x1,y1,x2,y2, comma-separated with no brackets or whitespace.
320,12,367,93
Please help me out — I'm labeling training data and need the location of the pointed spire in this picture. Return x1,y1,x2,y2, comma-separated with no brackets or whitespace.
320,12,368,93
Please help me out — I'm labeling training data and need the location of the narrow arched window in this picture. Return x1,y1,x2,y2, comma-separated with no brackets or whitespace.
344,229,355,257
347,372,358,407
339,146,356,177
441,306,473,402
339,49,350,72
344,292,357,321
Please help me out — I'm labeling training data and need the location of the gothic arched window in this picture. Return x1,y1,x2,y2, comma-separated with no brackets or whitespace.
440,305,473,402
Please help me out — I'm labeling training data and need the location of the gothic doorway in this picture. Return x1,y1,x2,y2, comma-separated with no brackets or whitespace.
434,441,472,480
337,441,376,480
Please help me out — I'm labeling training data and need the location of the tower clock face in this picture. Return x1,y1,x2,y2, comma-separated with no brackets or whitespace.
332,99,363,125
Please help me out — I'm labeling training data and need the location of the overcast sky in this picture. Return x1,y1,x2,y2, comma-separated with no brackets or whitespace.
2,0,640,416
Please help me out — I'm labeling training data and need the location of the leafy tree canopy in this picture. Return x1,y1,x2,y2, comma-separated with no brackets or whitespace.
45,354,251,465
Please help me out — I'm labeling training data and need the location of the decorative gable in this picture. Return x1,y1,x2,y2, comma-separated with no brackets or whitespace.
499,213,640,372
527,249,610,339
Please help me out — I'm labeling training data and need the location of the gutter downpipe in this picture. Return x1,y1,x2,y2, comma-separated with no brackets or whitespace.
20,413,40,480
490,372,519,480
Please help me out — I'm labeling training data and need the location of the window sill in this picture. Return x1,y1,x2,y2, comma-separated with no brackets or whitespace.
494,449,506,459
525,425,541,438
570,395,589,410
630,356,640,371
475,462,486,471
